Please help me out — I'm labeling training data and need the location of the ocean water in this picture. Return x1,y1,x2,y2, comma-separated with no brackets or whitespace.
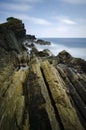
35,38,86,60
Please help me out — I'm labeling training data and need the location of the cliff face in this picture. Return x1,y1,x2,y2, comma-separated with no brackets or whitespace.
0,18,86,130
1,17,26,40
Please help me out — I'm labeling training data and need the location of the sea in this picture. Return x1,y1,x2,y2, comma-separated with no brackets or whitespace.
35,38,86,60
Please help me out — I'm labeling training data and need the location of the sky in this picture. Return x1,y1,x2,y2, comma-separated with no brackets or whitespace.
0,0,86,37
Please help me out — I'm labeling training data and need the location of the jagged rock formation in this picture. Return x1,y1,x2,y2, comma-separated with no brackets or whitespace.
0,17,86,130
1,17,26,40
35,39,51,45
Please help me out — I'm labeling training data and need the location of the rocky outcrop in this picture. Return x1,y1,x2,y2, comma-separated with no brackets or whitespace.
36,39,51,45
26,34,36,41
57,50,86,73
0,17,30,130
34,49,53,57
41,60,85,130
0,17,26,40
0,18,86,130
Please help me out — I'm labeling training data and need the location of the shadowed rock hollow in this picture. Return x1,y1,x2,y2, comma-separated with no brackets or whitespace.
0,17,86,130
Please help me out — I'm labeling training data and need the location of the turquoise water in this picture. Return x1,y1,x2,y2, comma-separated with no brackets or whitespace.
36,38,86,60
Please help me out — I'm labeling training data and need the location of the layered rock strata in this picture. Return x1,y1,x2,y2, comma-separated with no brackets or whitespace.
0,17,86,130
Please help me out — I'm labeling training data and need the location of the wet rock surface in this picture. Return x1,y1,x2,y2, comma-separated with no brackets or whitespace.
0,18,86,130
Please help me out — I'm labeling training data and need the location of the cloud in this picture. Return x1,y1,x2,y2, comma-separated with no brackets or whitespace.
30,17,52,25
21,15,51,25
62,19,76,25
0,2,32,12
56,25,69,32
62,0,86,4
78,18,86,24
32,22,86,38
53,16,77,25
14,0,43,3
0,0,85,38
6,13,52,26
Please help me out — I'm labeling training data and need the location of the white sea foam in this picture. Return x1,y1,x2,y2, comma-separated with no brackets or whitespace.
35,42,86,60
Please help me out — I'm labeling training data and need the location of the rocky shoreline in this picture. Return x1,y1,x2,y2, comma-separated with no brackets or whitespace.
0,17,86,130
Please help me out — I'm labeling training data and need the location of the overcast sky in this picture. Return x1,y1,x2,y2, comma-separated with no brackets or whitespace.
0,0,86,37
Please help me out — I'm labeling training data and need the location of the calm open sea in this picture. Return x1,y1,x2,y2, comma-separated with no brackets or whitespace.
36,38,86,60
